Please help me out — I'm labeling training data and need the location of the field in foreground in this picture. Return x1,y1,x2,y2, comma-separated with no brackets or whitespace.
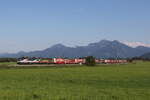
0,61,150,100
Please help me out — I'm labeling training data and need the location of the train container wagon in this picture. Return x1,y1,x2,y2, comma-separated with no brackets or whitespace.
75,59,85,64
54,58,65,64
39,58,54,64
64,59,76,64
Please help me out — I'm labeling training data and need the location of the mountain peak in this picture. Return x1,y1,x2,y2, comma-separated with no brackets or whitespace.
88,40,110,47
88,40,123,47
99,40,121,44
51,44,66,48
100,40,111,43
112,40,120,43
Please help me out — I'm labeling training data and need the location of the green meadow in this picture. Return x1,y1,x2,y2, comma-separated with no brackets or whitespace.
0,61,150,100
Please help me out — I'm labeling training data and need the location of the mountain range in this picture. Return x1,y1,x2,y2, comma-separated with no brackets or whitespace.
1,40,150,58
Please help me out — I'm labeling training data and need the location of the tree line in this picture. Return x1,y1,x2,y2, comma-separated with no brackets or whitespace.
0,58,17,62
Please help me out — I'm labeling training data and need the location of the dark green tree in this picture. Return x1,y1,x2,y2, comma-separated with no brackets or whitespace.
85,56,96,66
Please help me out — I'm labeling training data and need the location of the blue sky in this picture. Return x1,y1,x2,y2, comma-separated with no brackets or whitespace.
0,0,150,53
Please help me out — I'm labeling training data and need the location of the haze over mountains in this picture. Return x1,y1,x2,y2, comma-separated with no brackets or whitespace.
121,41,150,48
0,40,150,58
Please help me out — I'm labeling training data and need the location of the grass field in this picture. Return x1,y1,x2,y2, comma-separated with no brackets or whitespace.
0,61,150,100
0,62,16,67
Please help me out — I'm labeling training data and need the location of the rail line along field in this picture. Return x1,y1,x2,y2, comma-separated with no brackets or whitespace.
17,57,128,65
0,61,149,100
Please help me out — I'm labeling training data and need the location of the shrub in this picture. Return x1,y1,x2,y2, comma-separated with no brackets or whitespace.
85,56,96,66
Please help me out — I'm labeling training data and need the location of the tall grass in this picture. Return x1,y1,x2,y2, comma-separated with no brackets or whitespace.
0,61,149,100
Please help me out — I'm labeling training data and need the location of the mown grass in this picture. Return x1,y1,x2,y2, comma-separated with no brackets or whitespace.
0,61,150,100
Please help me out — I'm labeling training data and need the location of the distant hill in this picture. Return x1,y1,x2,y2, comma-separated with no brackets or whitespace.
1,40,150,58
141,52,150,59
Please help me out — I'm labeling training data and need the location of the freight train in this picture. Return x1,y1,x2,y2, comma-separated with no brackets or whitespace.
17,57,127,65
